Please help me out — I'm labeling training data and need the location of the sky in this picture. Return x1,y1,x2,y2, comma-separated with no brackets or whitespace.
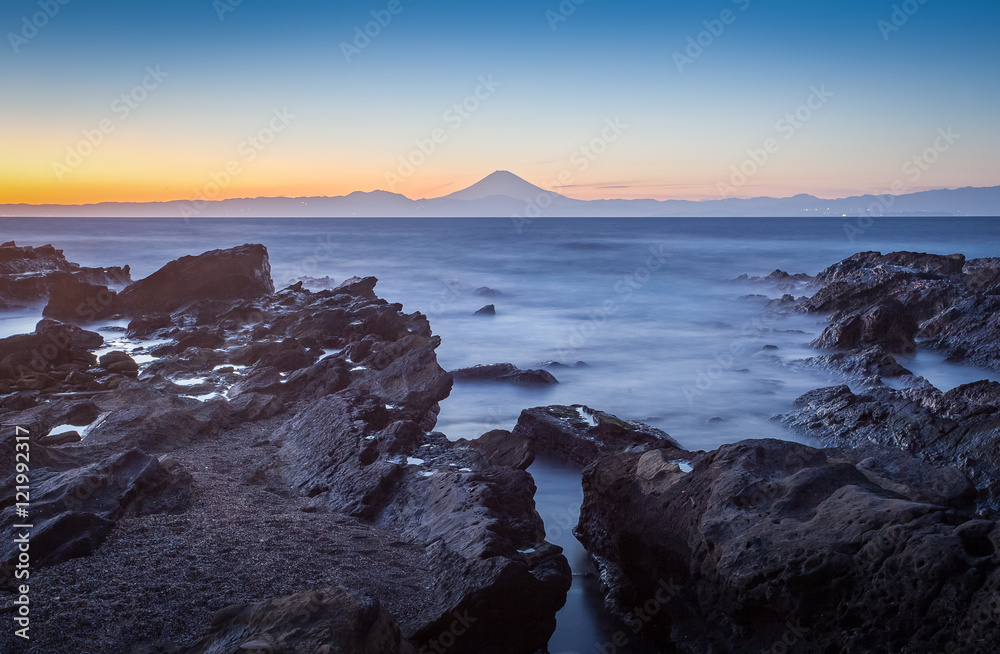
1,0,998,205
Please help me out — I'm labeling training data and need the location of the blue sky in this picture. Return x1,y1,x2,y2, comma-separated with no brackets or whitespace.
2,0,998,203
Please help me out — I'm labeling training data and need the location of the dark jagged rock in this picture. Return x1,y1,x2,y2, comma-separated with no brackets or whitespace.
172,328,225,353
466,429,535,470
42,272,117,322
182,587,417,654
799,344,914,381
230,337,315,372
501,368,558,385
0,245,573,653
815,251,966,284
474,286,501,297
576,438,1000,653
920,294,1000,369
797,250,1000,372
99,351,138,374
273,299,569,653
0,242,130,306
511,404,681,467
114,244,274,315
73,383,231,456
802,251,961,319
285,275,336,291
812,298,918,354
0,445,191,571
962,257,1000,294
780,382,1000,513
332,275,378,299
734,269,815,292
0,319,103,390
127,312,174,338
0,242,71,276
474,304,496,316
451,362,558,385
280,393,570,652
541,360,589,369
452,362,517,380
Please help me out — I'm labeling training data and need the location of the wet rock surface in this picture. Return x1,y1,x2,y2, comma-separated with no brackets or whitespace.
576,438,1000,653
0,244,570,654
780,381,1000,514
113,243,273,315
799,251,1000,373
451,362,559,385
510,404,682,467
0,242,130,309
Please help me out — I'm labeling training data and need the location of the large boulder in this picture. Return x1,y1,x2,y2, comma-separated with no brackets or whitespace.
467,429,535,470
510,404,681,466
114,244,274,315
0,320,102,387
576,438,1000,653
42,272,116,322
812,299,918,354
781,381,1000,513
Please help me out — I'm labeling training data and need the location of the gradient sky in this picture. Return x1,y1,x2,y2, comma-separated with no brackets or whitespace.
2,0,998,204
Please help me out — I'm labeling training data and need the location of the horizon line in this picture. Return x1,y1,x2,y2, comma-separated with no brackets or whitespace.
1,173,997,209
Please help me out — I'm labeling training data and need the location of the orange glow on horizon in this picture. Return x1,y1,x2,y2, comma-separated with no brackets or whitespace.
0,178,913,206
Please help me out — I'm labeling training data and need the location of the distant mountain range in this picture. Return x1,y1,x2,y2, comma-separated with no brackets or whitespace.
3,171,998,218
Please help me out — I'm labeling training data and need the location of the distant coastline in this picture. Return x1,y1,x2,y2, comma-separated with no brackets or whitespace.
3,171,998,218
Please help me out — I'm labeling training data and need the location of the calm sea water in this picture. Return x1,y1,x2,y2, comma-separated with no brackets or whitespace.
3,216,999,653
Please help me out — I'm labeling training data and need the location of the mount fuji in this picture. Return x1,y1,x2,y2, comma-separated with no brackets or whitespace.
2,171,998,218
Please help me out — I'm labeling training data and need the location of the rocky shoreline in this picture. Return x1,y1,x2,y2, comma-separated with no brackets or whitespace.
0,243,569,653
2,243,999,653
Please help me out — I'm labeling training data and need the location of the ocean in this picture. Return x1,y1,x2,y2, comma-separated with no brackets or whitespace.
3,215,1000,653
